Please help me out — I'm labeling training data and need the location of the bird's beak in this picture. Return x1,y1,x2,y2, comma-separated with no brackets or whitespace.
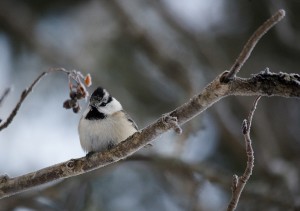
90,99,97,107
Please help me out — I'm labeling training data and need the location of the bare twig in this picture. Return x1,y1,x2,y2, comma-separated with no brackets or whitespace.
0,70,299,199
227,96,261,211
0,68,90,131
0,88,11,108
1,9,299,199
221,9,285,82
0,72,47,131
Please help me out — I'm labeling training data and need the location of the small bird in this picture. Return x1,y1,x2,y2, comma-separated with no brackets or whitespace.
78,87,138,155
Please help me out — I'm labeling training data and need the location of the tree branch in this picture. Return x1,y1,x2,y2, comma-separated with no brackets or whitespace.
0,88,11,123
0,72,48,131
0,68,91,131
0,69,299,199
0,88,11,108
227,96,261,211
1,8,299,201
222,9,285,82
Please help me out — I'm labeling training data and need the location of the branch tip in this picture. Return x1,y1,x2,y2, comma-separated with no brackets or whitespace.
277,9,286,20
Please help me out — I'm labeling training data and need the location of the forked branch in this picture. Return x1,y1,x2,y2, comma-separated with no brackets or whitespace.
1,9,299,202
1,69,299,199
221,9,285,82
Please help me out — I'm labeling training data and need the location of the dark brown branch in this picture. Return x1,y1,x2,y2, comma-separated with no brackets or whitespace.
222,9,285,82
0,70,299,199
227,96,261,211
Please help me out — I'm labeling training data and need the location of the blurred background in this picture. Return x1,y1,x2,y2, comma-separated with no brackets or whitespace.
0,0,300,210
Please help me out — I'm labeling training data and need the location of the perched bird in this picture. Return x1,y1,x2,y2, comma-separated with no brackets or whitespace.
78,87,138,155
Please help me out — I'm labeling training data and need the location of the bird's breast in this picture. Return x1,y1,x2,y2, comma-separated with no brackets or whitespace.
78,111,137,153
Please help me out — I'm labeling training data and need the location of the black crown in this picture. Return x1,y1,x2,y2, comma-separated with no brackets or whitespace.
91,87,105,99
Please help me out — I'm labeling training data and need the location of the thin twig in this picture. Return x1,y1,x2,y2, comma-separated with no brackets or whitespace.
0,88,11,123
0,72,48,131
0,68,85,131
1,9,299,199
0,88,11,108
222,10,285,82
227,96,261,211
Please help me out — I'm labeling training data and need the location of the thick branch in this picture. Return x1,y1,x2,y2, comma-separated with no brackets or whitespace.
228,69,300,98
1,70,299,199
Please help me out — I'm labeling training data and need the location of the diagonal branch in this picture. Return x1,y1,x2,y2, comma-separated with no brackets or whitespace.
227,96,261,211
1,8,299,200
222,9,285,82
0,70,299,199
0,88,11,108
0,72,48,131
0,68,90,131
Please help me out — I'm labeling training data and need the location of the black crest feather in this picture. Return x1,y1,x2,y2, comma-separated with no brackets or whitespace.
91,87,105,100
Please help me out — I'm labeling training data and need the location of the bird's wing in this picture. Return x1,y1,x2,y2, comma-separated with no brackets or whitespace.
123,110,138,130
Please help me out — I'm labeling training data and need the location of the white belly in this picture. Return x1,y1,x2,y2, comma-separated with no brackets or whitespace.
78,111,137,153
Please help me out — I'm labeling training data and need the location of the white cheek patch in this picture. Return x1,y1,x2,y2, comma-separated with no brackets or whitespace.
99,98,122,115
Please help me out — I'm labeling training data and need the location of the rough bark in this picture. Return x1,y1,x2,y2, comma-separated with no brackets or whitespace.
1,70,299,199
